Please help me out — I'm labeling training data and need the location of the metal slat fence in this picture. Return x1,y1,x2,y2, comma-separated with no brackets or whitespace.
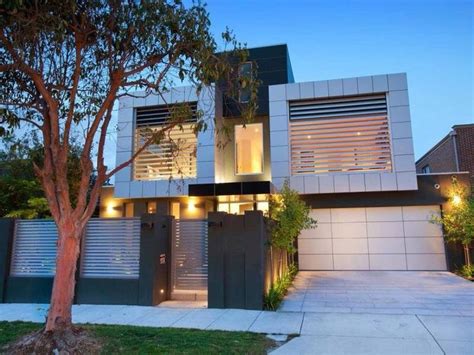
10,219,57,276
81,218,141,279
172,219,208,291
10,218,141,279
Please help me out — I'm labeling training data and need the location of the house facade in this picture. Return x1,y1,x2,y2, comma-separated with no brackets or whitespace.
101,44,455,273
416,123,474,191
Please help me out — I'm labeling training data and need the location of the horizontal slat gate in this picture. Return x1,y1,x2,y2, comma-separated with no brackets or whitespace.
289,95,392,174
10,218,141,279
172,219,208,291
10,220,58,276
81,218,141,279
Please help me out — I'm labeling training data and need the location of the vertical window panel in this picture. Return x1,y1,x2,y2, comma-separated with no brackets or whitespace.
235,123,263,175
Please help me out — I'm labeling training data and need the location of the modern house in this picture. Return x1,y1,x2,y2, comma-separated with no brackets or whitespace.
99,44,461,280
416,123,474,192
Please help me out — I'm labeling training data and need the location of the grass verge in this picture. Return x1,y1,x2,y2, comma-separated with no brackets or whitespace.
0,321,274,354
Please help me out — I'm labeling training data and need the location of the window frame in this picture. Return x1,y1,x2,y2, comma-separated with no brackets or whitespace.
234,122,264,176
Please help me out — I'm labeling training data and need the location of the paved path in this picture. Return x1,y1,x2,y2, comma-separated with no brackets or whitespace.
0,272,472,354
276,271,474,354
0,303,304,334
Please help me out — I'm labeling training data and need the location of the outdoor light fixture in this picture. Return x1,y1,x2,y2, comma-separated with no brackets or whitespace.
187,198,197,211
452,195,462,206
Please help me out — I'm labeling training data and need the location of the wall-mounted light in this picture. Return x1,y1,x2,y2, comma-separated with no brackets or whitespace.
452,195,462,206
187,198,197,212
106,204,115,214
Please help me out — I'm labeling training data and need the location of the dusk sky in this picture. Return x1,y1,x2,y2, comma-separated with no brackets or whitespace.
206,0,473,159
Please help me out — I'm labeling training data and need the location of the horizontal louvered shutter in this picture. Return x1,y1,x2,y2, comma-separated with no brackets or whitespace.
289,95,392,174
10,220,57,276
134,103,198,180
172,219,208,291
81,218,141,279
136,102,198,127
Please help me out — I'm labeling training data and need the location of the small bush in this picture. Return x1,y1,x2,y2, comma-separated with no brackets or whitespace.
458,264,474,279
264,264,298,311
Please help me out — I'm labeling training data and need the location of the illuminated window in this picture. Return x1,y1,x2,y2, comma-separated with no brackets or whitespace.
147,202,157,214
235,123,263,175
171,202,180,219
123,203,134,217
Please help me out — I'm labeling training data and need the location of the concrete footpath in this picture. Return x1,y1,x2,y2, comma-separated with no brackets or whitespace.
0,302,473,354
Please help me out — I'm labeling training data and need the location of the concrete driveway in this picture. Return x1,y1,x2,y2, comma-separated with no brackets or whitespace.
275,271,474,354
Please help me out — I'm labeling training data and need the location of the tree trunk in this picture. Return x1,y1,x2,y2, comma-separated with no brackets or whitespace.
464,244,471,267
45,223,81,332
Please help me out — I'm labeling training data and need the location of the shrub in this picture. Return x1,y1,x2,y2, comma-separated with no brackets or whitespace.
264,263,298,311
458,264,474,279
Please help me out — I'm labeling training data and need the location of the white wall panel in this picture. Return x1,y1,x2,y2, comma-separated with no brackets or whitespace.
367,222,404,238
366,206,403,221
299,239,333,254
333,239,368,254
334,255,369,270
299,254,333,270
298,205,446,271
368,238,406,254
369,255,407,270
332,223,367,239
406,254,447,271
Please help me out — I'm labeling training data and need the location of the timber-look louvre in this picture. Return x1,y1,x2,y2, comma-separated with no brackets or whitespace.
289,94,392,175
134,103,199,180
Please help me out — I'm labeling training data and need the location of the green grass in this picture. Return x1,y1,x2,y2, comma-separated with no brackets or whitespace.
0,321,274,354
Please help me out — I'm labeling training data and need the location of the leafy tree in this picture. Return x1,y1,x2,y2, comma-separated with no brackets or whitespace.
433,177,474,268
0,132,85,217
268,180,316,275
0,0,257,350
6,197,50,219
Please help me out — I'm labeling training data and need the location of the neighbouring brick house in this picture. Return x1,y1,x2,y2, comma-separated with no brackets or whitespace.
416,124,474,192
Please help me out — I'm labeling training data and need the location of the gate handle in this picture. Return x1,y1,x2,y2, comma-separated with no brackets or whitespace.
208,221,222,228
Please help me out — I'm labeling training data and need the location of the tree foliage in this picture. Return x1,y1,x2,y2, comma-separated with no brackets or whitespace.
0,132,86,217
269,180,317,254
432,177,474,266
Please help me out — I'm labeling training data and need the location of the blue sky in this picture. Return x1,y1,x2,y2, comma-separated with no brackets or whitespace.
206,0,473,159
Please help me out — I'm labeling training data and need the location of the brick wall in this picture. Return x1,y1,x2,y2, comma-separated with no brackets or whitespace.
415,135,458,173
455,125,474,191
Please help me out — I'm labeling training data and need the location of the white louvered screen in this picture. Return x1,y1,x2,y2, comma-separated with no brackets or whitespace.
10,220,58,276
134,103,198,181
81,218,141,279
134,124,197,180
289,95,392,175
172,219,208,291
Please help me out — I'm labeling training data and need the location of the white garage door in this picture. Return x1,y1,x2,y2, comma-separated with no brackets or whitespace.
298,205,447,271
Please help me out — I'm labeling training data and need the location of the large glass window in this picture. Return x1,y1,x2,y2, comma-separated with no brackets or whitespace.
235,123,263,175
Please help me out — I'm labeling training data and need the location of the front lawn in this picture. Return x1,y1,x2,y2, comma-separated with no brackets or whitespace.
0,321,275,354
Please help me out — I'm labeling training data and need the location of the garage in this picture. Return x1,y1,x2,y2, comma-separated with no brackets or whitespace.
298,205,447,271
